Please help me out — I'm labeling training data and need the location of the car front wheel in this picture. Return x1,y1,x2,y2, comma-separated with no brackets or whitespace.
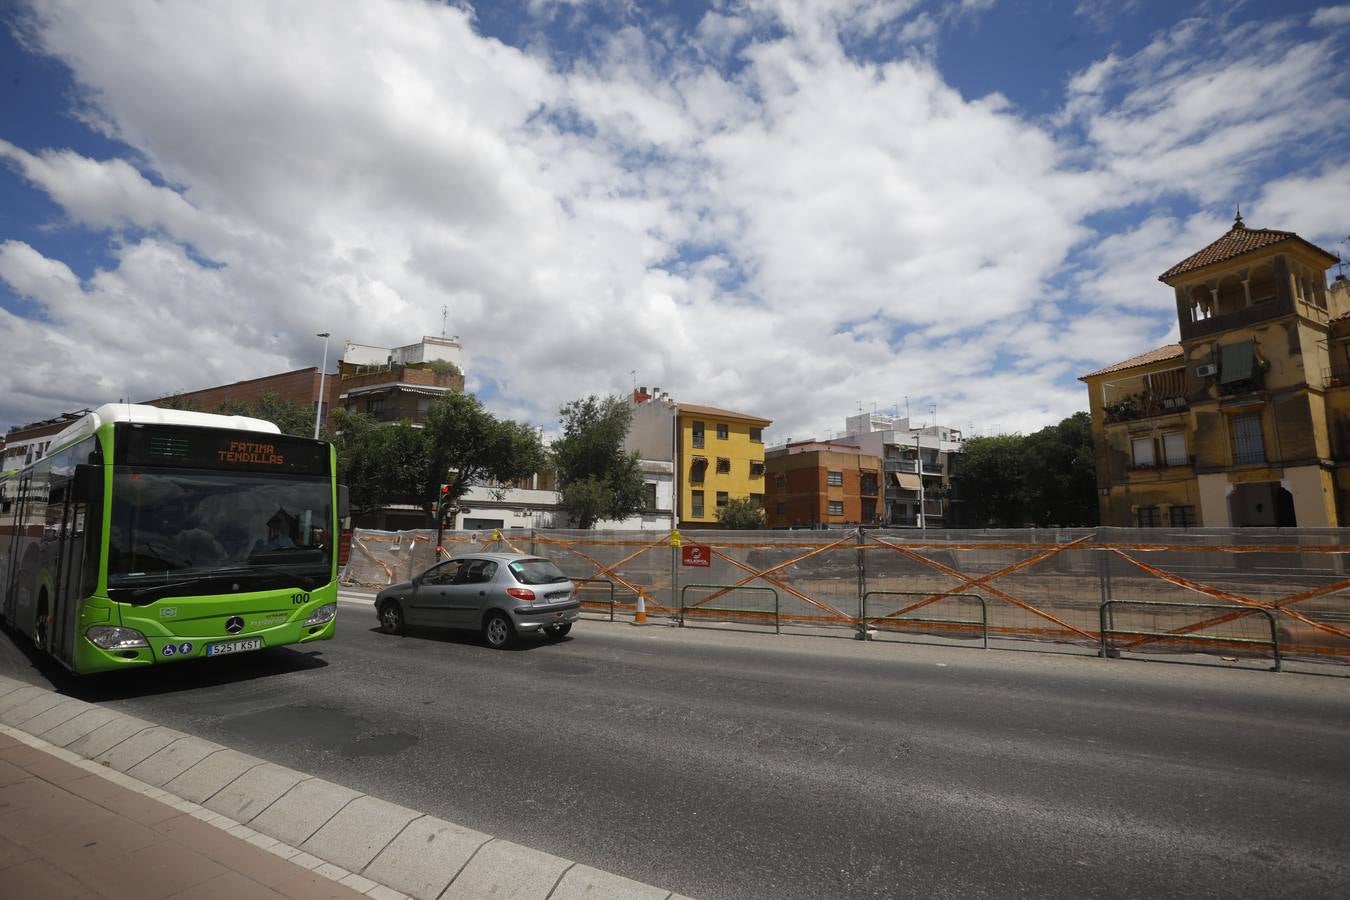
379,601,405,635
483,612,514,649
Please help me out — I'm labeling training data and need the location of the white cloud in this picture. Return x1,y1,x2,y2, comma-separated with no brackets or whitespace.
0,0,1346,445
1311,5,1350,28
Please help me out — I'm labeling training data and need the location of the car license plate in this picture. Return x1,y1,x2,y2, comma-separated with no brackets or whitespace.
205,638,263,657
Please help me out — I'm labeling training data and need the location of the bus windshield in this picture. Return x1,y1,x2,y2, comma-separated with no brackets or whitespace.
108,467,332,602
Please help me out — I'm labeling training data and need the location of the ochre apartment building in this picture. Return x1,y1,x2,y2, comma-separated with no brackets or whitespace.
1081,214,1349,526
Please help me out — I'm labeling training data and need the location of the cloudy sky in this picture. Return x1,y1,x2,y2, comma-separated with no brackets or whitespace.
2,0,1348,443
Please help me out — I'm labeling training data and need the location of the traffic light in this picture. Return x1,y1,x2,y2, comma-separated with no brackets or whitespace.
437,484,453,524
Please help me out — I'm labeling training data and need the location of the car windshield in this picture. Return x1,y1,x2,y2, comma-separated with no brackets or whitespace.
108,467,332,601
508,558,569,585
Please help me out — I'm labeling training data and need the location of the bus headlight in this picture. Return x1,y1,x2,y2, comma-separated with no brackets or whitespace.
303,603,337,627
86,626,149,650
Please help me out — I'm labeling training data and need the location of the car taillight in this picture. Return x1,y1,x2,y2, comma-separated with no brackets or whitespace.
506,587,535,601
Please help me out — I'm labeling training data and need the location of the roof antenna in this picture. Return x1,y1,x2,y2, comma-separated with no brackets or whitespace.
1233,203,1244,229
1338,236,1349,280
440,304,447,338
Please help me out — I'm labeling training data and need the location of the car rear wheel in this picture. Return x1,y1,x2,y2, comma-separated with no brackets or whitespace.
379,602,405,635
483,612,514,649
544,623,572,639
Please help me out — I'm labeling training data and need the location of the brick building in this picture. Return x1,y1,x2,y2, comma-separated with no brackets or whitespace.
338,336,466,423
145,367,339,430
763,440,883,528
3,410,91,470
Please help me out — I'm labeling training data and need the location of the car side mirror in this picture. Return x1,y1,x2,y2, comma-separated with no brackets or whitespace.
337,484,350,519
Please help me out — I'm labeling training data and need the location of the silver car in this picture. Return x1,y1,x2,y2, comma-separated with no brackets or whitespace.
375,552,579,648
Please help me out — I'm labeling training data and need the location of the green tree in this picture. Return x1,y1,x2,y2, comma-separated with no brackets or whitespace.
423,393,546,526
717,496,765,529
1021,412,1098,526
953,434,1027,527
552,395,646,528
954,412,1098,528
215,392,317,438
329,409,428,516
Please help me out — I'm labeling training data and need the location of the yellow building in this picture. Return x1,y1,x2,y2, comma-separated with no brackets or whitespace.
625,389,772,528
1080,213,1348,526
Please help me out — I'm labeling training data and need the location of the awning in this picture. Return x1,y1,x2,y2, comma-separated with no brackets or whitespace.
892,471,921,491
1219,342,1255,385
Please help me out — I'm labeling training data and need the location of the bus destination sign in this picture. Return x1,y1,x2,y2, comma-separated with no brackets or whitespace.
117,424,330,474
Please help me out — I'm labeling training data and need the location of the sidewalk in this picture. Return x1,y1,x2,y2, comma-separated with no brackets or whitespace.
0,727,379,900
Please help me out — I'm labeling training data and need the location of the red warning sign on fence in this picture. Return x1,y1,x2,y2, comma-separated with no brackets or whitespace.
682,544,711,567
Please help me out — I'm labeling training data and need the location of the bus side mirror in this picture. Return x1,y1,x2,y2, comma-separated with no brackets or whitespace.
72,465,103,504
337,484,350,519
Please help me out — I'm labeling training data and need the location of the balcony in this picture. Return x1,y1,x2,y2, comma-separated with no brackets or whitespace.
884,459,918,473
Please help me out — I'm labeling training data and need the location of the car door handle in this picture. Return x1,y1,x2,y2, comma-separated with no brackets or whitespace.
478,591,486,596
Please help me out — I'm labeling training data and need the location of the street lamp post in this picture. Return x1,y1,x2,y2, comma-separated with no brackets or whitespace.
915,434,925,532
313,332,331,439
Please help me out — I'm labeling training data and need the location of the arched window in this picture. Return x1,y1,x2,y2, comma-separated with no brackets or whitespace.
1248,264,1277,304
1189,285,1212,320
1215,274,1246,315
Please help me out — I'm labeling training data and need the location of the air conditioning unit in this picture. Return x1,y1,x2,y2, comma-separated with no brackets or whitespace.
1195,364,1218,377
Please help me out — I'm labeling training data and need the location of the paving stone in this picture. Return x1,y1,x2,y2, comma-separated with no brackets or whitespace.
551,864,672,900
164,749,262,804
302,794,420,872
251,777,361,847
95,724,185,773
38,707,121,747
440,839,570,900
18,699,93,741
362,815,490,900
0,685,45,718
203,762,307,824
0,690,68,727
64,714,154,759
126,736,223,787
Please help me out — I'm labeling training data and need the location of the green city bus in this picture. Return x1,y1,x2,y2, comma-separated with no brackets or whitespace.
0,404,341,674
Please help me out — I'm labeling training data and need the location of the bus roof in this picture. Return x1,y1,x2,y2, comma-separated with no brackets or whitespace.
49,403,282,455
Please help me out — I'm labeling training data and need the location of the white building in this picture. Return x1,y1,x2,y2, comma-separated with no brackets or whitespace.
342,335,466,373
835,412,964,527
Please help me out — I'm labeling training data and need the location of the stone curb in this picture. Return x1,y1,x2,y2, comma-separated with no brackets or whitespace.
0,674,686,900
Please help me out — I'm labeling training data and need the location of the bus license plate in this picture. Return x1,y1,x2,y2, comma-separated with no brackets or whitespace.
205,638,263,657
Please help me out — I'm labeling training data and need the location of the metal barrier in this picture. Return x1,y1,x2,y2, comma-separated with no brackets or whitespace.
1099,600,1281,672
680,584,781,634
575,578,617,622
861,591,989,649
343,527,1350,670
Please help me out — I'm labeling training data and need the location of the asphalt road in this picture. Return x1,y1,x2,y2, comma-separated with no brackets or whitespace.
2,600,1349,899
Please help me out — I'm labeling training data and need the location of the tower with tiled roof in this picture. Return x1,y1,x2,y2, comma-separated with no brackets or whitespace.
1080,212,1344,528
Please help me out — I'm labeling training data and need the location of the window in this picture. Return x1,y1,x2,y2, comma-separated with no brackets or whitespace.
691,421,705,448
1135,506,1161,527
1233,413,1265,465
690,458,707,484
716,457,731,474
1131,437,1155,468
828,500,844,516
716,423,729,440
750,427,763,443
365,396,385,415
776,501,786,515
750,493,763,507
643,482,657,512
750,461,764,477
716,491,729,508
774,473,786,488
826,470,843,486
691,490,704,517
1162,432,1187,467
1169,505,1197,527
